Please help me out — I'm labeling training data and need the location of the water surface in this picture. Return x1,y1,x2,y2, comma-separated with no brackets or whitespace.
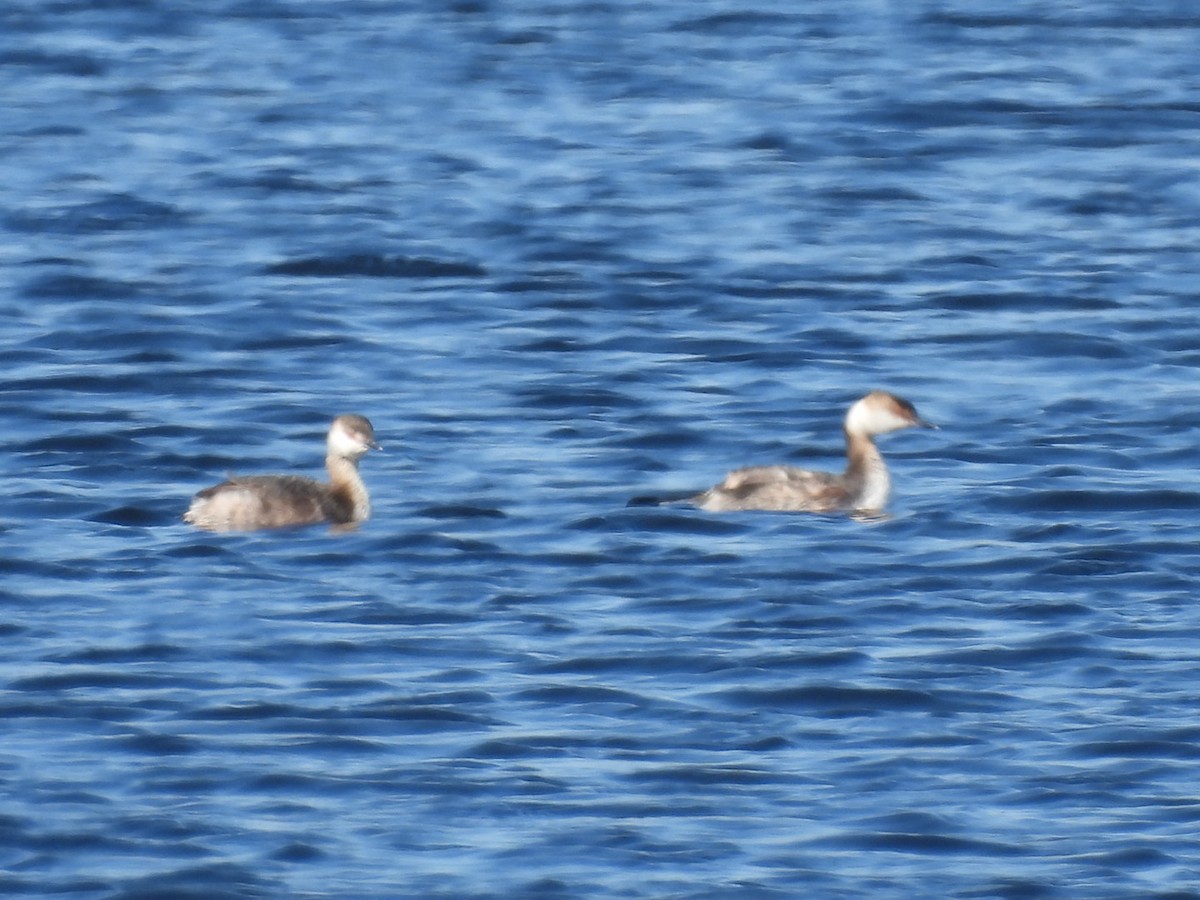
3,2,1200,897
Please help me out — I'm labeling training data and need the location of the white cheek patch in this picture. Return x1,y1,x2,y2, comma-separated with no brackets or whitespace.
329,424,371,455
330,425,353,450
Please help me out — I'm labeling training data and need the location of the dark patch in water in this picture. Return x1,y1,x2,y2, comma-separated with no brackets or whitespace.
263,254,486,278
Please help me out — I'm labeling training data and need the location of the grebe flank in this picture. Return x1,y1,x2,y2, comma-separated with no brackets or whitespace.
630,391,934,514
184,414,380,532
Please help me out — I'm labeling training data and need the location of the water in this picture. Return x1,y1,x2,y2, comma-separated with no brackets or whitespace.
3,1,1200,897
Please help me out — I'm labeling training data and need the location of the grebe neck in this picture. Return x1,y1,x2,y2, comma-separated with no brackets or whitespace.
843,429,890,512
326,453,370,522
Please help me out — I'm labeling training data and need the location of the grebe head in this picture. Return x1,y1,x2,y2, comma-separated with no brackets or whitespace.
844,391,934,437
328,414,381,460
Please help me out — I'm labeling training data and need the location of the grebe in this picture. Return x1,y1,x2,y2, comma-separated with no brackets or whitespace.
184,414,380,532
631,391,934,515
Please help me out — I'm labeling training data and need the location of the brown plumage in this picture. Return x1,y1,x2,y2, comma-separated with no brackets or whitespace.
184,414,379,532
633,391,934,515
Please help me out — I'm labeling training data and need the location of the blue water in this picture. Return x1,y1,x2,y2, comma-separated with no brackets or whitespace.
4,1,1200,897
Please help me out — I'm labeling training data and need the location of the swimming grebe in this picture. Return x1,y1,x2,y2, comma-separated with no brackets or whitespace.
631,391,934,514
184,414,380,532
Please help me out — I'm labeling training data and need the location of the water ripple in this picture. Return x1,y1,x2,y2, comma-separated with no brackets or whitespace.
3,1,1200,897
